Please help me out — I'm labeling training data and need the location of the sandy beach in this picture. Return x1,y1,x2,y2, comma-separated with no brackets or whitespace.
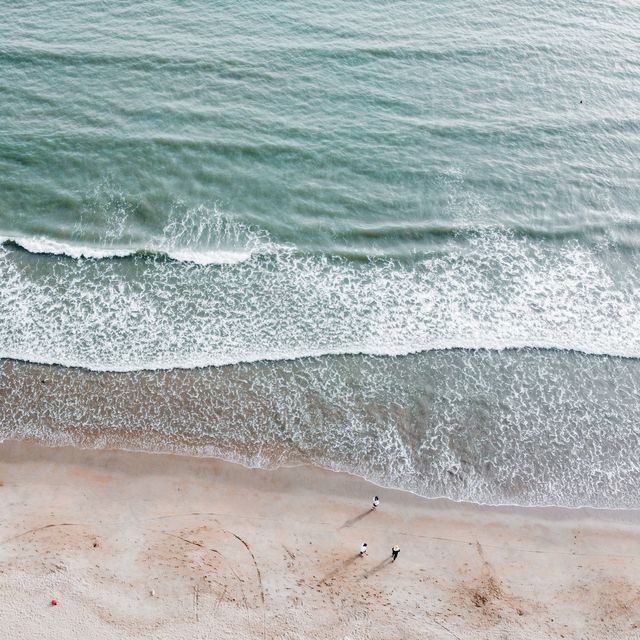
0,440,639,639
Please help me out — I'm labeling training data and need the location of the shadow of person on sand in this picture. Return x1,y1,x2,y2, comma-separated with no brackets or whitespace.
364,557,393,578
318,554,360,585
340,508,375,529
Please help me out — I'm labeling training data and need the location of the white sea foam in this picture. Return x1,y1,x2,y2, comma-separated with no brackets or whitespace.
0,235,257,265
0,235,134,260
0,201,284,265
161,247,254,265
0,227,639,371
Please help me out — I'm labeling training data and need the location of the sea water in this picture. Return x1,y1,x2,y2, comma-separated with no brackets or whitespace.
1,0,639,507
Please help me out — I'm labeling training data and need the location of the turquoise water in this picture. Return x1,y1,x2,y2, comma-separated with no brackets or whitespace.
1,1,639,506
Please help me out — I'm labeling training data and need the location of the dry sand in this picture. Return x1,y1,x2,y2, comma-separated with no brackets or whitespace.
0,440,639,639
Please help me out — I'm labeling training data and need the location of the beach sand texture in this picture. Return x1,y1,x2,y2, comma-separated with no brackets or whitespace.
1,441,639,639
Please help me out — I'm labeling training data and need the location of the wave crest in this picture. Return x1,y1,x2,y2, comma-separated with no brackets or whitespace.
0,203,282,265
0,235,258,265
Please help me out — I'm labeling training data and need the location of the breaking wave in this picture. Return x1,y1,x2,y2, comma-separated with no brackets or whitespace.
0,235,258,265
0,223,639,371
0,201,282,265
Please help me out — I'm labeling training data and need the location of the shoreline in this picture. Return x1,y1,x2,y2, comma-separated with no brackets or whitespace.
3,431,639,516
2,439,639,639
2,355,637,511
5,430,640,516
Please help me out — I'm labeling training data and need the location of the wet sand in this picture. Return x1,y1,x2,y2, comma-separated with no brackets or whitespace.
1,440,639,639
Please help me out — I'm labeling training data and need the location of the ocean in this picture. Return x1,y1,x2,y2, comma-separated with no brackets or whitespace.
1,0,639,507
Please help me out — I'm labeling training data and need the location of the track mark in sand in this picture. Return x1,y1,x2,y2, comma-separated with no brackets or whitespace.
214,585,228,613
1,522,84,545
150,525,253,632
226,530,265,605
193,585,200,623
149,511,222,522
225,529,266,640
429,617,464,640
0,514,208,546
148,529,222,556
148,528,245,585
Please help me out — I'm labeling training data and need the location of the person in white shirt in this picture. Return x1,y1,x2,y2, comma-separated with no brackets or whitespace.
359,542,368,557
372,496,380,509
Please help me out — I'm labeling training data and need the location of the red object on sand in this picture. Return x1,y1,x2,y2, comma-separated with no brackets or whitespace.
51,599,57,606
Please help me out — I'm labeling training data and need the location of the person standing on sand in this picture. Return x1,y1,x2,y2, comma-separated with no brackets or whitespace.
392,545,400,561
359,542,368,557
372,496,380,509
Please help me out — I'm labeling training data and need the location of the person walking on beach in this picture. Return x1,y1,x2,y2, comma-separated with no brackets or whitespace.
372,495,380,509
391,545,400,561
359,542,368,557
